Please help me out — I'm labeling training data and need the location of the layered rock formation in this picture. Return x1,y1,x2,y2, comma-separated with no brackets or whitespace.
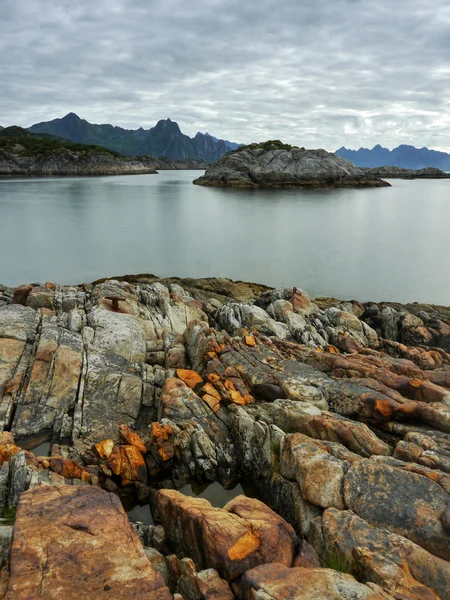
193,142,390,189
0,275,449,598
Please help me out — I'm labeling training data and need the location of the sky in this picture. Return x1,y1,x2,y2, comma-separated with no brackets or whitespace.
2,0,450,151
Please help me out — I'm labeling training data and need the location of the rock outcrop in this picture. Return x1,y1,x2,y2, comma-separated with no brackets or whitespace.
0,275,449,599
362,166,450,179
193,142,390,189
6,486,172,599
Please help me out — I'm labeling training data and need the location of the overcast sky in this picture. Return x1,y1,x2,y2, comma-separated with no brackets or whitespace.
2,0,450,151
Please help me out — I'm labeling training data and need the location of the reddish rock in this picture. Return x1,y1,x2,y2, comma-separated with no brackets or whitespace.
293,539,321,568
107,445,147,483
0,444,20,468
239,563,390,600
12,284,33,306
47,457,91,483
118,424,147,454
157,491,296,582
93,438,115,460
148,422,174,463
6,485,171,600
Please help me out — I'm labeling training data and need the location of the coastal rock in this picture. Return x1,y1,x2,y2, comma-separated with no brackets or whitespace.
6,485,172,599
156,490,296,581
1,275,450,599
362,165,450,179
310,508,450,599
239,563,392,600
193,143,390,189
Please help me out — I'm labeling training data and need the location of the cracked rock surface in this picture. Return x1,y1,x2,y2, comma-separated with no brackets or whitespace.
0,275,449,599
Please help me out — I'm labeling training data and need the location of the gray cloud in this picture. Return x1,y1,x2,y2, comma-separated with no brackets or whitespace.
1,0,450,150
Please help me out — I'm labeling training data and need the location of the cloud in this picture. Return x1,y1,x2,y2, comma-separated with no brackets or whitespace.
1,0,450,150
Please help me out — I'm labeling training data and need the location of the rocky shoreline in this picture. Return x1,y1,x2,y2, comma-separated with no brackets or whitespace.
0,127,208,177
361,166,450,179
0,275,449,598
193,142,390,189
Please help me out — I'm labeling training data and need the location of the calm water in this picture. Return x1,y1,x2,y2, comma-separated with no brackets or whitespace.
1,171,449,304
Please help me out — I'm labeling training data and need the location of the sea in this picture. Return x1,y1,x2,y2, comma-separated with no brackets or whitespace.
1,170,449,304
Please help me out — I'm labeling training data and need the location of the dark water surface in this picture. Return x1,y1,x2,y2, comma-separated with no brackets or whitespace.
1,171,449,303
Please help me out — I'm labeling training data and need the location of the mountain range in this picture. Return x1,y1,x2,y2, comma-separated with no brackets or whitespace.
335,144,450,170
5,112,450,169
28,113,239,162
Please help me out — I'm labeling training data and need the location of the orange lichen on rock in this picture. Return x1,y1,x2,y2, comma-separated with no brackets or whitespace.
48,457,91,483
93,438,115,460
176,368,204,390
227,531,260,561
118,425,146,454
201,383,222,401
202,394,221,412
149,422,174,462
244,335,256,347
107,445,147,482
0,444,20,468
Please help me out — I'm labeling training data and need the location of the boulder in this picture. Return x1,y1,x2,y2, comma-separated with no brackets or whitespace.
157,490,296,581
5,486,171,599
344,460,450,560
239,563,393,599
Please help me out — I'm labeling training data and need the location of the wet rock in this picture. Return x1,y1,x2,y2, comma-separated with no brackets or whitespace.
6,486,172,599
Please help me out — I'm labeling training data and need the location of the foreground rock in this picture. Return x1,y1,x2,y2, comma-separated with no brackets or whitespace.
6,485,171,599
157,491,296,581
193,141,390,188
0,275,449,599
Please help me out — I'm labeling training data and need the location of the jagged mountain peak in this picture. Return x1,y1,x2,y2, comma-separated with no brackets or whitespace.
26,114,237,161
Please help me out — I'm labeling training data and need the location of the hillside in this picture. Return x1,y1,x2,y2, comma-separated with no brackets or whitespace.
28,112,234,161
336,144,450,170
0,126,156,176
0,127,208,176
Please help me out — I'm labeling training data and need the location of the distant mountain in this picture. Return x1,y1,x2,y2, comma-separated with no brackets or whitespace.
0,126,208,176
199,132,241,151
335,144,450,170
28,113,234,162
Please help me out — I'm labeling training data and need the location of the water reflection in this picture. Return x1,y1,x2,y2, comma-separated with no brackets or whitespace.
1,172,450,303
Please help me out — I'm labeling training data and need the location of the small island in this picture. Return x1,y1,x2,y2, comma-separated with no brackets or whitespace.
361,166,450,179
0,127,208,176
193,140,390,189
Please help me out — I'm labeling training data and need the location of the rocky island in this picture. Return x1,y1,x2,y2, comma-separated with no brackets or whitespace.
361,166,450,179
0,274,448,598
193,141,390,189
0,127,207,177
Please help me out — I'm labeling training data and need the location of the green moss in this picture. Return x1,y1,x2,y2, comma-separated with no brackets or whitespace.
0,506,16,524
321,548,360,577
